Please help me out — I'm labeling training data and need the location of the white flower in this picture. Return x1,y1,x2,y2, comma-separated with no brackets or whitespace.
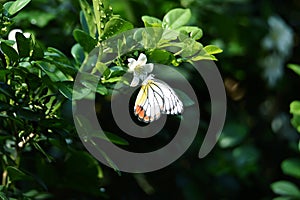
127,53,154,87
8,29,31,52
261,53,284,87
261,16,294,87
262,16,293,57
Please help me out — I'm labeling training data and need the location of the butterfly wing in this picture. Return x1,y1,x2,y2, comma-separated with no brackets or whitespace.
134,78,183,123
134,80,163,123
153,79,184,115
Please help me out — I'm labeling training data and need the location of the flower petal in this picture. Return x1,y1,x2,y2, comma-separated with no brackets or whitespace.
130,76,140,87
128,58,137,71
137,53,147,65
143,63,154,73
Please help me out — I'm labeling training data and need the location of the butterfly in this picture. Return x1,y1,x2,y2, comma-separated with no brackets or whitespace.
134,74,183,123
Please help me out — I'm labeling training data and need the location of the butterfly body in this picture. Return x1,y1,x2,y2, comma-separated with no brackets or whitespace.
134,75,183,123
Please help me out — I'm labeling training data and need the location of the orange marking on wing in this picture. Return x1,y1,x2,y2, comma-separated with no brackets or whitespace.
138,107,145,118
135,105,142,115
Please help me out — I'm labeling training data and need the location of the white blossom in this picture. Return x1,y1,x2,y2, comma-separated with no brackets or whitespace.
261,16,294,87
127,53,154,87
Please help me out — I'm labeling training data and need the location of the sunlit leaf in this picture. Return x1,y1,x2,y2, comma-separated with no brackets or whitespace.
290,101,300,115
142,16,162,27
288,64,300,76
162,8,191,29
177,26,203,40
5,0,31,16
203,45,223,55
101,17,134,40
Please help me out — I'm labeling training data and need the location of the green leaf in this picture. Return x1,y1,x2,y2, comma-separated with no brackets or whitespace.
96,84,108,95
281,158,300,178
7,166,32,182
162,8,191,29
73,29,97,53
219,122,248,148
102,76,123,83
203,45,223,55
288,64,300,76
148,49,176,65
101,17,134,40
15,32,30,58
56,81,73,100
71,44,85,64
177,26,203,40
180,38,202,58
271,181,300,197
79,0,96,37
0,192,8,200
290,101,300,115
31,42,44,60
97,132,129,145
0,42,19,63
36,61,69,82
6,0,31,16
23,190,53,199
141,16,162,27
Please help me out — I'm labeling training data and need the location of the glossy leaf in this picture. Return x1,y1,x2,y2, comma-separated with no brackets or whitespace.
56,81,73,100
142,16,162,27
101,17,134,40
79,0,96,37
73,29,97,53
5,0,31,15
162,8,191,29
148,49,176,65
71,43,85,64
203,45,223,55
177,26,203,40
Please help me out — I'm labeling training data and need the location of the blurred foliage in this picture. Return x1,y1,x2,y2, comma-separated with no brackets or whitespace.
0,0,299,200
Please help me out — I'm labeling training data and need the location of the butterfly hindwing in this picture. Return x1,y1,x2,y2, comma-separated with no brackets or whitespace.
134,77,183,123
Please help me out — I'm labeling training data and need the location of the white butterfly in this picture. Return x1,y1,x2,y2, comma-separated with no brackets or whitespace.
134,74,183,123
